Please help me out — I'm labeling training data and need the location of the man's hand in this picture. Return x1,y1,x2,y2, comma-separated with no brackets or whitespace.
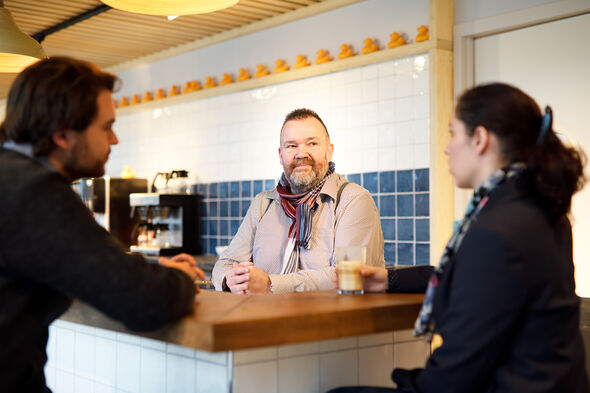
159,254,205,292
360,266,388,292
245,265,271,294
224,262,253,294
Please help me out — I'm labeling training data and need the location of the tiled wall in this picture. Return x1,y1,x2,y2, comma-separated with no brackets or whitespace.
108,55,431,266
196,168,430,266
46,320,429,393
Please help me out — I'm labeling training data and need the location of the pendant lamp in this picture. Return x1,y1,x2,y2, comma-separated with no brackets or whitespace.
100,0,239,16
0,1,46,73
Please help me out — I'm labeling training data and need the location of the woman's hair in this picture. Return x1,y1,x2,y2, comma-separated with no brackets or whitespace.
0,56,119,156
455,82,586,218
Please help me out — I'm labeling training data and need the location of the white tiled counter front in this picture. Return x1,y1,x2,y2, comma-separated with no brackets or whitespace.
46,291,428,393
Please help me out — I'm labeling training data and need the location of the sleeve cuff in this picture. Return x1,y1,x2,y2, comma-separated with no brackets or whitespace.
268,274,293,293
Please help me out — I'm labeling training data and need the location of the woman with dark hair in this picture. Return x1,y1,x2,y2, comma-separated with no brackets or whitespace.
328,83,589,393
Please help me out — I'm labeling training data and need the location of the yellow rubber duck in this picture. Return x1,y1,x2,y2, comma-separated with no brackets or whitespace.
337,44,355,59
274,59,289,73
168,85,180,96
293,54,309,69
315,49,332,64
130,94,141,105
141,91,153,103
388,32,406,48
416,25,429,42
204,76,217,89
191,80,202,91
120,165,136,179
361,38,379,54
118,96,129,108
254,64,270,78
154,88,166,100
182,81,193,94
220,73,234,85
237,68,251,81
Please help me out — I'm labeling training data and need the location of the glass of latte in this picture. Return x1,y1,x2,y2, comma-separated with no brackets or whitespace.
336,246,366,295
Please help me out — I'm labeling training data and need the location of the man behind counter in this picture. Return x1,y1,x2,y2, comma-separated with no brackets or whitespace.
212,108,386,293
0,57,203,393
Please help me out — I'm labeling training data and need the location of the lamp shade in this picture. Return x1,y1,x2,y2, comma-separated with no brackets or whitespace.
100,0,239,16
0,7,46,73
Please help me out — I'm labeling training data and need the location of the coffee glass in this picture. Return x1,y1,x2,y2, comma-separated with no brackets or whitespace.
336,246,366,294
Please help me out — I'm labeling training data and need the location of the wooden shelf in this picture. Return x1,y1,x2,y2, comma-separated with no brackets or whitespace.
115,40,442,116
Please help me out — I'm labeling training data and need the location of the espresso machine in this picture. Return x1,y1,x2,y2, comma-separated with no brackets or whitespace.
129,193,201,256
72,177,148,248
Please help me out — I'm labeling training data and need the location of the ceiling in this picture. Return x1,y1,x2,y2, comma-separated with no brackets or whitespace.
1,0,327,99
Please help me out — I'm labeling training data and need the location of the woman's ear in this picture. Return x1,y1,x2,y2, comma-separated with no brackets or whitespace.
472,125,491,155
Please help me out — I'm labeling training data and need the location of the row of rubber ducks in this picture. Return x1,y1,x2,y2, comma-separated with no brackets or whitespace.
115,26,429,108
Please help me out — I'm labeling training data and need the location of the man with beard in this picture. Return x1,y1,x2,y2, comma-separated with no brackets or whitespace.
212,108,385,293
0,57,203,393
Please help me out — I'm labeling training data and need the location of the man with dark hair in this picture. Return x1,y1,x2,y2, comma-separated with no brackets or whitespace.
0,57,202,393
212,108,385,293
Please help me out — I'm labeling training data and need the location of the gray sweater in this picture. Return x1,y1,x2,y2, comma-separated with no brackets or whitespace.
0,148,196,392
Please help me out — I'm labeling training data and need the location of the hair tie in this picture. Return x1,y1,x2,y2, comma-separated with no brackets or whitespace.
536,106,552,145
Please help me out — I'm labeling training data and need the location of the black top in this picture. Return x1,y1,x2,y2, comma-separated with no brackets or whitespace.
0,149,196,393
392,177,589,393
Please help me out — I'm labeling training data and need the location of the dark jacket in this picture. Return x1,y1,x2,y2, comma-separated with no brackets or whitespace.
0,149,196,393
393,177,589,393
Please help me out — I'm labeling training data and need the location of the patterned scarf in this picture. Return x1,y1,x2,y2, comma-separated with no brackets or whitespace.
276,161,335,274
414,163,526,338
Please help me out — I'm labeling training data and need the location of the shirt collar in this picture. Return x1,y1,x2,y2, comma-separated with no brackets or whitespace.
2,141,58,172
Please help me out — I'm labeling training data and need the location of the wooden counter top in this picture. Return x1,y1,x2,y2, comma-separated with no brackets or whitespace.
60,290,424,352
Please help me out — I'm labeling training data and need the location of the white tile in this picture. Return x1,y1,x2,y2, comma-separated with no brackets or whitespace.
55,369,75,393
393,341,430,369
378,75,395,100
319,349,358,392
94,382,116,393
395,97,413,122
395,74,413,98
413,55,429,71
116,342,140,393
378,61,395,77
167,343,196,358
413,70,429,96
413,94,430,120
362,64,380,80
394,58,412,74
45,365,56,391
140,337,166,351
346,82,362,106
278,341,319,358
75,375,94,393
233,346,278,365
74,324,96,335
378,147,397,172
363,125,379,149
362,148,379,173
196,350,228,366
318,337,357,353
95,337,116,387
362,79,379,103
347,68,362,83
378,100,395,124
47,326,57,366
396,121,414,146
140,348,166,393
278,355,320,393
413,119,430,144
56,327,75,372
196,360,228,393
358,332,393,347
74,332,95,378
359,344,395,387
234,361,277,393
95,327,117,340
167,354,196,393
395,145,414,170
413,144,430,168
379,123,396,147
362,103,379,126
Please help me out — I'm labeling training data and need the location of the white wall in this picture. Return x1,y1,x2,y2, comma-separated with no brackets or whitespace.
473,13,590,296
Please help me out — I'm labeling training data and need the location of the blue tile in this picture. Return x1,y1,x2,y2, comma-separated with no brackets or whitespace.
381,218,396,241
397,243,414,265
231,219,240,236
265,179,275,190
384,242,396,265
253,180,263,195
416,244,430,266
201,238,209,255
219,220,229,237
415,193,429,216
397,170,413,192
363,172,378,194
372,195,379,210
219,201,229,217
230,181,240,198
379,171,396,193
416,219,429,241
208,183,218,198
397,195,414,217
230,201,240,217
347,173,361,186
397,219,414,241
241,181,252,198
200,202,208,217
240,199,251,216
219,182,229,198
200,219,208,236
208,238,218,255
208,220,218,236
414,169,429,192
208,201,218,217
379,195,396,217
